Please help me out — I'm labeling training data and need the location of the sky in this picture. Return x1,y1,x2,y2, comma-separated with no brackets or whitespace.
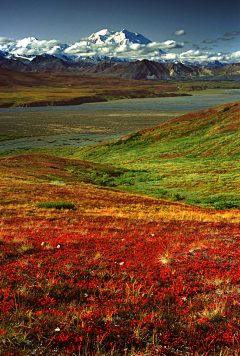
0,0,239,62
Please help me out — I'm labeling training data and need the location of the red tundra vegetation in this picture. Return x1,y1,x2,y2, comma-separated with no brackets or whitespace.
1,154,240,355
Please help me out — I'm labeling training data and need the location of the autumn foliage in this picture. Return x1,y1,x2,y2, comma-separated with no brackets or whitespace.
1,153,240,355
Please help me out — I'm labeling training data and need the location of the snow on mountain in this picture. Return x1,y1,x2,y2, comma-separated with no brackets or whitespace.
88,29,152,45
16,37,39,49
1,29,234,64
64,29,168,60
1,28,239,65
0,50,9,59
13,54,36,61
0,29,170,62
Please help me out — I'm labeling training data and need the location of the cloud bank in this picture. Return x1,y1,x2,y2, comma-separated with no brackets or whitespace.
176,49,240,63
224,31,240,36
0,35,185,61
202,29,240,45
0,28,239,64
64,39,185,60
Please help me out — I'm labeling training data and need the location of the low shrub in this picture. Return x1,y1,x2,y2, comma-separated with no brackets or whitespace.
214,200,239,210
171,192,184,201
222,106,231,112
36,201,75,210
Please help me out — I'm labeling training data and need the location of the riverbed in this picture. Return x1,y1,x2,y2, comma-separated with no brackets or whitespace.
0,89,239,152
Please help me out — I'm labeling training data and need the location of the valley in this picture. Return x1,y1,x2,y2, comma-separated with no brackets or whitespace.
1,62,240,354
1,99,240,354
1,88,240,211
0,68,190,108
0,63,240,108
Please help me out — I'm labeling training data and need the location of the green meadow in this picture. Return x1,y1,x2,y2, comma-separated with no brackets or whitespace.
2,100,240,211
68,101,240,210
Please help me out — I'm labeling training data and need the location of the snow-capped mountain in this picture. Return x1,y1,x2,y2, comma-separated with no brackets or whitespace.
66,29,166,58
0,29,167,61
0,29,236,73
88,29,152,45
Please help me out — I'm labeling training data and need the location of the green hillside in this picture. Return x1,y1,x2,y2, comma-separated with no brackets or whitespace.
73,101,240,209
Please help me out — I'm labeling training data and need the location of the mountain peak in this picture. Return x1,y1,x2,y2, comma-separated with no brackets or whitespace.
17,37,39,46
88,28,152,46
93,29,113,36
89,29,114,43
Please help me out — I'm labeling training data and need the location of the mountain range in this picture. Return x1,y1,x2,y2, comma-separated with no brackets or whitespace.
0,29,239,80
0,29,165,60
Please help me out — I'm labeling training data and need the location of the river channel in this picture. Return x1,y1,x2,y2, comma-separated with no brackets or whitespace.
0,89,239,152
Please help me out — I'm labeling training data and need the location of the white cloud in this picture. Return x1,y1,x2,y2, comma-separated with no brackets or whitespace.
202,47,213,51
230,51,240,60
48,46,64,54
129,43,141,50
0,36,14,45
179,50,205,58
155,40,184,49
225,31,240,36
36,39,63,48
0,31,238,64
146,40,183,50
0,37,68,56
161,53,178,60
172,30,186,36
64,39,185,60
202,39,217,44
221,36,234,41
175,49,239,63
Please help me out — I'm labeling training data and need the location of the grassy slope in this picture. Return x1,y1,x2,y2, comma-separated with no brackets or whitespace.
72,101,240,209
1,153,239,224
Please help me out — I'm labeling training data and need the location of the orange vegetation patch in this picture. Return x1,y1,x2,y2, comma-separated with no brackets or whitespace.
1,154,240,223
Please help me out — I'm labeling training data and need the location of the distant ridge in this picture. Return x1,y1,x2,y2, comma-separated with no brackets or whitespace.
0,28,236,68
0,28,239,79
0,55,239,80
83,59,200,79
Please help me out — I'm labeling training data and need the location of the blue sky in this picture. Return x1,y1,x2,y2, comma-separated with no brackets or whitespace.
0,0,239,62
